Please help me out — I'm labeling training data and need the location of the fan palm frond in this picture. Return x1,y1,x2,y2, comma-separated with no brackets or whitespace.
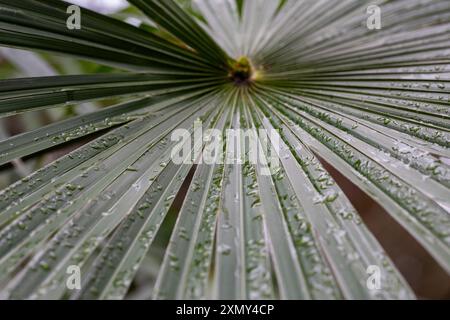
0,0,449,300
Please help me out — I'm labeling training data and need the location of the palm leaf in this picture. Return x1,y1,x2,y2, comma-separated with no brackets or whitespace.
0,0,449,300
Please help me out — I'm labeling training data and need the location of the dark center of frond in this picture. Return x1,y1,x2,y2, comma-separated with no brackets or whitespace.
228,56,258,86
